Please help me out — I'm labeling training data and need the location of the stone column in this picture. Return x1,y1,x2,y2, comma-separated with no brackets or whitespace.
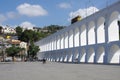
79,28,81,46
94,21,98,44
104,16,109,43
68,32,70,48
60,35,61,49
86,23,89,45
73,30,75,47
63,34,65,49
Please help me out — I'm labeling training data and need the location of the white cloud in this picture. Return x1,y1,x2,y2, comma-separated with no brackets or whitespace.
0,14,7,24
20,21,35,29
17,3,48,17
69,6,99,21
59,3,71,9
7,12,20,19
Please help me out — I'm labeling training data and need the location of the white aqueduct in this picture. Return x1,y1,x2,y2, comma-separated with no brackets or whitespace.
35,1,120,64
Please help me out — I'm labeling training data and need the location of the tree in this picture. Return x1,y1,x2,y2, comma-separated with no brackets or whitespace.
15,26,23,39
20,29,34,43
5,46,21,61
0,26,3,34
28,42,40,60
19,48,26,61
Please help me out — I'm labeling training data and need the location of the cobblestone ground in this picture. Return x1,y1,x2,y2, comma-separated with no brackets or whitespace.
0,62,120,80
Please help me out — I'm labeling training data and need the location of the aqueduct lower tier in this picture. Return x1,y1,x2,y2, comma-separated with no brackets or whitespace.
35,1,120,64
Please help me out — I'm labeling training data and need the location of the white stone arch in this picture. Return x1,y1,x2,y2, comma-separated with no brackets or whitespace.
73,49,79,61
60,34,64,49
60,52,64,62
56,52,60,61
65,32,68,48
108,11,119,42
64,51,68,62
69,30,73,48
87,47,95,63
108,44,120,64
96,46,105,63
80,48,86,62
80,25,87,46
46,42,48,51
88,21,95,45
53,36,57,50
67,50,73,62
97,17,105,43
57,36,60,50
74,27,80,47
51,38,54,50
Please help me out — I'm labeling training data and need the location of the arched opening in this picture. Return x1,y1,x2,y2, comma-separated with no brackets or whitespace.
60,35,64,49
57,53,61,62
62,52,65,62
51,39,54,50
96,46,105,63
81,25,87,46
53,37,57,50
65,32,68,48
74,27,80,47
64,53,68,62
73,49,79,62
97,17,105,43
88,21,95,45
57,36,60,50
67,51,73,62
69,30,73,48
108,11,119,42
60,53,63,62
80,48,86,62
87,47,95,63
108,44,120,64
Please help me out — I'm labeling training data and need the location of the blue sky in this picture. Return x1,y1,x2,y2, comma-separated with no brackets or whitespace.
0,0,119,28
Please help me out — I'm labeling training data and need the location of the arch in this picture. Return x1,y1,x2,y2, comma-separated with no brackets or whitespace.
96,46,105,63
51,38,54,50
67,51,73,62
59,53,63,62
46,42,49,51
97,17,105,43
60,35,64,49
64,52,68,62
65,32,68,48
108,44,120,64
61,52,65,62
79,48,86,62
108,11,119,42
57,36,60,49
80,25,87,46
74,27,80,47
88,21,95,45
69,30,73,48
53,37,57,50
73,49,79,62
56,52,60,62
87,47,95,63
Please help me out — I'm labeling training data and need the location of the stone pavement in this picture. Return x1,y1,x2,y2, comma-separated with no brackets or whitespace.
0,62,120,80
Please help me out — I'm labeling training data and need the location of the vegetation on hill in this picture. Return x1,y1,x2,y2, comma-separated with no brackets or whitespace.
15,25,65,60
16,25,65,42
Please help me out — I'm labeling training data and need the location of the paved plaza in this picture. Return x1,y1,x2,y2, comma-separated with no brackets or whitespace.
0,62,120,80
